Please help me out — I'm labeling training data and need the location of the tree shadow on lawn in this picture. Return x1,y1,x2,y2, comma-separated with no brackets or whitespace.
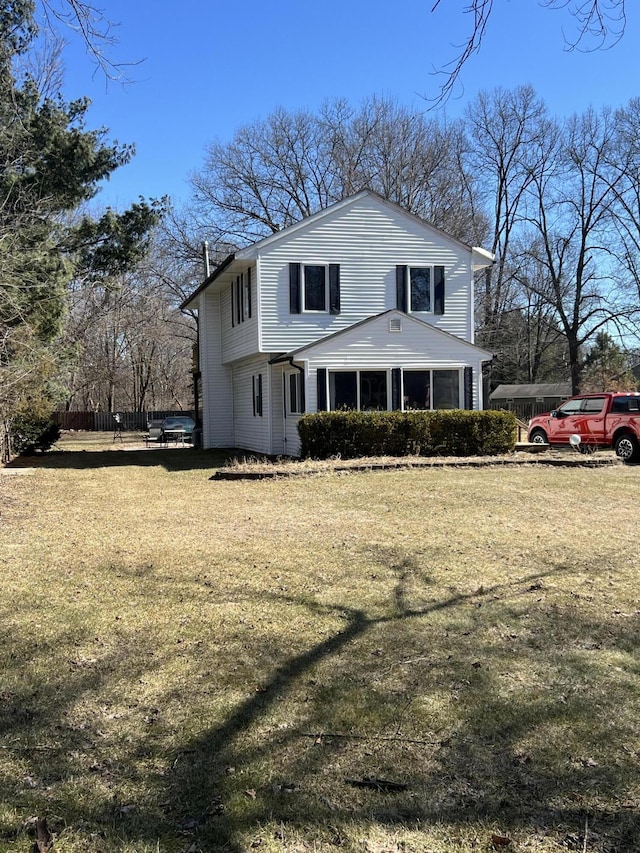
1,555,638,851
161,560,640,852
4,447,234,473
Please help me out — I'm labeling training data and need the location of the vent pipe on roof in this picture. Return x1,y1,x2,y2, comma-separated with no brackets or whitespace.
202,241,211,279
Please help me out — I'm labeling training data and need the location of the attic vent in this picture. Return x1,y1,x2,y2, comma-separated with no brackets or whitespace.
389,317,402,333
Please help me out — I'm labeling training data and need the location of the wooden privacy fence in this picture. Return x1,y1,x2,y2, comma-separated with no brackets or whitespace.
55,411,195,432
489,400,558,421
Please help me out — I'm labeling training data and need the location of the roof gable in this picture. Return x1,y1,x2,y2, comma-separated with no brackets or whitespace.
237,190,489,261
272,310,493,363
182,190,493,308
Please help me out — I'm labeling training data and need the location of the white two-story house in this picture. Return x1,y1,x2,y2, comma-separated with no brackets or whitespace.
182,190,494,457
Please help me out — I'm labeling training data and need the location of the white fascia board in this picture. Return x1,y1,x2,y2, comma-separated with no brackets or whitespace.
471,247,495,269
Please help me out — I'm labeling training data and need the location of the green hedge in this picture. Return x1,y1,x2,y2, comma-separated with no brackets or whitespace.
297,410,517,460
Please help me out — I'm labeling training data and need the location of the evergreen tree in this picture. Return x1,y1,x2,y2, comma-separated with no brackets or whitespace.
0,1,162,460
581,332,637,392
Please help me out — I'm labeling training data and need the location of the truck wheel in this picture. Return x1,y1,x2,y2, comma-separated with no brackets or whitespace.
529,428,548,445
614,433,640,462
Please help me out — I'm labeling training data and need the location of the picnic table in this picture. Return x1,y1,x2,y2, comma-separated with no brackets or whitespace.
161,427,187,445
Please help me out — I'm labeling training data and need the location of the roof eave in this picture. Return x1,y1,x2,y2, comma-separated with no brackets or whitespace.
180,253,236,310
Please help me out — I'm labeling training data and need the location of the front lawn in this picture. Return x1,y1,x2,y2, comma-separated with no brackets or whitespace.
0,439,638,852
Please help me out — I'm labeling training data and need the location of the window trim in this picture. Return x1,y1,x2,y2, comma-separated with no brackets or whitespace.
397,264,445,315
409,266,432,313
243,269,251,319
252,374,263,417
231,269,252,326
286,371,303,415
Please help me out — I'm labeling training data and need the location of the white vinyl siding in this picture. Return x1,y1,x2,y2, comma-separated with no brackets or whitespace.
200,290,233,448
232,355,271,453
258,195,474,352
270,364,305,457
220,266,259,364
303,312,487,413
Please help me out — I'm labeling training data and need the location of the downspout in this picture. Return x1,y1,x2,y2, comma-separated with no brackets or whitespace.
290,358,306,412
269,354,306,457
269,354,306,412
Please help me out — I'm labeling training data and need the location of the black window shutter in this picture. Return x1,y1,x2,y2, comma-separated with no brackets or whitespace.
391,368,402,411
464,366,473,410
258,374,263,416
434,265,445,315
252,376,256,416
329,264,340,315
396,265,408,312
317,368,327,411
231,284,235,327
247,267,252,318
289,263,301,314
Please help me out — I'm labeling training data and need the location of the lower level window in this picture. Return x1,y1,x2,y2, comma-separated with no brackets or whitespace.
329,370,388,411
252,374,263,416
403,369,460,410
287,372,302,415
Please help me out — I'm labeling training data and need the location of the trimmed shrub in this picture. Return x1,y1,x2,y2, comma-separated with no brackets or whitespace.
298,410,517,460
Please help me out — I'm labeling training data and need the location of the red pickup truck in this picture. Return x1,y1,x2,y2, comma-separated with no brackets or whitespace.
528,392,640,461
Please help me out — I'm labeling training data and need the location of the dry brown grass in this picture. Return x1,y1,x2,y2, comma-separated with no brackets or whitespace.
0,436,638,852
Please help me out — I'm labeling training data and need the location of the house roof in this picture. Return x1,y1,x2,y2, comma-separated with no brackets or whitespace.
269,309,493,364
180,190,494,310
489,383,571,400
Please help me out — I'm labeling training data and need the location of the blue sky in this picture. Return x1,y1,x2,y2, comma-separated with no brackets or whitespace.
57,0,639,211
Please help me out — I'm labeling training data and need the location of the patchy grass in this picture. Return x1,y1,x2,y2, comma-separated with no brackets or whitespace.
0,435,638,852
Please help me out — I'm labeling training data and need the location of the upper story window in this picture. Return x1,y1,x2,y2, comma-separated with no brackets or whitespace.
396,264,445,315
410,267,431,312
289,263,340,315
231,269,252,326
303,265,328,311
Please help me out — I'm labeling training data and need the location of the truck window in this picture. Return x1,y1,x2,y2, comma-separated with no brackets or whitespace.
582,396,606,413
611,397,629,413
558,399,583,415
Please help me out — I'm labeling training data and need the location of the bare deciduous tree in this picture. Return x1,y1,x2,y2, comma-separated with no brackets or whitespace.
466,85,560,370
431,0,627,104
62,231,196,413
519,106,639,392
189,96,481,249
